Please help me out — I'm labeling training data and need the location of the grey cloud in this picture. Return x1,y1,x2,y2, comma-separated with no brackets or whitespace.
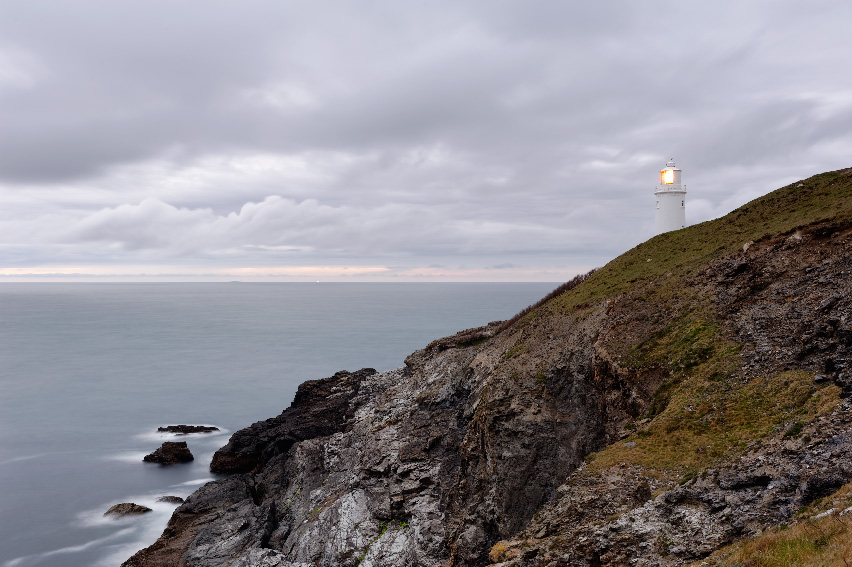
2,1,852,278
0,2,799,180
62,194,611,261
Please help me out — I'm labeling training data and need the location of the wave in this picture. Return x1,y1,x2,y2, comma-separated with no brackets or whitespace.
105,427,227,464
4,430,223,566
0,454,52,466
4,528,134,567
173,477,215,487
133,424,229,444
61,491,193,567
87,490,199,567
102,451,150,463
0,449,98,466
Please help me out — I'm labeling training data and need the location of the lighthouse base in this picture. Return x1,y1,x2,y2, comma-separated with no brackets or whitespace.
655,189,686,234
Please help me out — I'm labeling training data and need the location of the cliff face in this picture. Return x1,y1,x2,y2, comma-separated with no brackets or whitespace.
125,168,852,567
489,217,852,566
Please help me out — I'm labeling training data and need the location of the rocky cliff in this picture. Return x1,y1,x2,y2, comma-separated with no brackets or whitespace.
125,168,852,567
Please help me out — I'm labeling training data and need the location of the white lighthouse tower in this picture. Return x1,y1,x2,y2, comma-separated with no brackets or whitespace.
654,159,686,234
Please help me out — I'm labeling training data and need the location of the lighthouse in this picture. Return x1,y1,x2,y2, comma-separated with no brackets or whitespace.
654,159,686,234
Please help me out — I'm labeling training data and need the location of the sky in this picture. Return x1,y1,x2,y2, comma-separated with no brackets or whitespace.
1,1,851,282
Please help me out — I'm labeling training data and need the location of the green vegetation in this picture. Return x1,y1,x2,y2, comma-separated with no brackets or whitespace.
784,421,805,439
498,269,597,333
284,486,302,508
355,520,409,566
587,307,840,474
503,342,528,360
550,168,852,314
490,168,852,566
589,367,838,474
556,168,852,476
489,541,509,563
693,482,852,567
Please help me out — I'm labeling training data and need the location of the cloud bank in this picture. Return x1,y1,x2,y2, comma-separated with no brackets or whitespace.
2,1,851,280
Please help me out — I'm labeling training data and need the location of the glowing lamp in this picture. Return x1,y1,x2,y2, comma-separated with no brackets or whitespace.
661,169,674,184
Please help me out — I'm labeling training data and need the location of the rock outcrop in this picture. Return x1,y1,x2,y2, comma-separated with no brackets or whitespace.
157,495,185,504
105,503,152,517
209,368,378,475
124,169,852,567
158,425,220,435
143,441,194,465
489,396,852,566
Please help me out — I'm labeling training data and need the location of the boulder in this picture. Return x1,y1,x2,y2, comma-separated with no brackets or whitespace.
105,503,152,517
143,441,194,465
156,495,185,504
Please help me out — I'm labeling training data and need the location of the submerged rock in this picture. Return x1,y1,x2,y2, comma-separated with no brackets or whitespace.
105,503,152,517
157,425,219,435
143,441,194,465
156,495,185,504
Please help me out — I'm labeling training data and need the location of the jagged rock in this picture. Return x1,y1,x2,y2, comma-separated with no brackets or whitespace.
158,425,220,435
156,495,185,504
210,368,378,474
143,441,194,465
123,476,264,567
489,400,852,566
105,503,152,517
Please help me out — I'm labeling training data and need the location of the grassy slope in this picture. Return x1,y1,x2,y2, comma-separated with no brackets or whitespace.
556,167,852,312
541,167,852,477
690,481,852,567
495,167,852,564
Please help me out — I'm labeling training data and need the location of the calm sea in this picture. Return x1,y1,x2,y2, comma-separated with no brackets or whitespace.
0,282,555,567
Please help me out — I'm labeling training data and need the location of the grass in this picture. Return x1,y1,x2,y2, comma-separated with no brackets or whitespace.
489,541,509,563
498,269,598,333
355,520,409,566
547,167,851,476
548,167,852,314
485,167,852,567
588,364,839,474
693,482,852,566
502,342,528,360
586,305,840,474
783,421,805,439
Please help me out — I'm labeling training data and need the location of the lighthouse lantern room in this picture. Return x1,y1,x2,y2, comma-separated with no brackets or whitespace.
654,158,686,234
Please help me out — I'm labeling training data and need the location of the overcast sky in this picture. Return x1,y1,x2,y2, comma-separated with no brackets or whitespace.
1,1,851,282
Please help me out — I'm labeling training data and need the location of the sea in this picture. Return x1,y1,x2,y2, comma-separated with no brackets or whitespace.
0,282,555,567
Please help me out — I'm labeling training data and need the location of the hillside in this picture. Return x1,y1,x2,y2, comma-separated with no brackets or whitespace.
125,167,852,567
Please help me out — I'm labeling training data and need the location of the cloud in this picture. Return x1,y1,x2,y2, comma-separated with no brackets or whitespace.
62,193,608,260
1,1,851,280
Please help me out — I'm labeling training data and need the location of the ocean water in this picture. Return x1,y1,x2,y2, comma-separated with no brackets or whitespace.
0,282,555,567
